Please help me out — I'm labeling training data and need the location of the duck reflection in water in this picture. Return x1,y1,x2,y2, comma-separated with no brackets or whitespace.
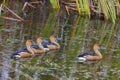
76,44,106,62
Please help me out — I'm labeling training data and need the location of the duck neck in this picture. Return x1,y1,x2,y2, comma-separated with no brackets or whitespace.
38,43,42,47
51,41,57,44
27,45,32,52
26,45,35,54
93,48,102,59
27,45,32,49
38,43,44,50
94,49,100,54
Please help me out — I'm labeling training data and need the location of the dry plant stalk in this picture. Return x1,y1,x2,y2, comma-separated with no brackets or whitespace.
0,16,22,21
22,1,36,12
3,5,24,21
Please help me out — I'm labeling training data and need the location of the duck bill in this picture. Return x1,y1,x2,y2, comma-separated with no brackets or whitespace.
56,38,62,40
100,46,106,50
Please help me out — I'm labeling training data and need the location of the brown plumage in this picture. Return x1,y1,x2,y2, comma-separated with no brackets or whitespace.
11,35,61,59
47,35,60,50
76,44,106,62
11,40,35,58
34,37,45,54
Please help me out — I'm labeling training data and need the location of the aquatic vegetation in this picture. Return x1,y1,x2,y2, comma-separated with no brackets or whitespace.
62,0,119,23
0,15,120,80
50,0,60,9
0,0,120,23
99,0,116,23
0,0,120,80
78,0,90,16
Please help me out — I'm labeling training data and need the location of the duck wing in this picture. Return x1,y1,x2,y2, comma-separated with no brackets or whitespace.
11,48,28,55
78,52,96,57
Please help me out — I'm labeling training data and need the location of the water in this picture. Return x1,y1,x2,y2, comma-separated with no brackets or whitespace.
0,4,120,80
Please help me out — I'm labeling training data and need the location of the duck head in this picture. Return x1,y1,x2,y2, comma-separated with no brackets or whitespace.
93,44,106,50
49,35,57,42
26,40,34,47
37,37,44,44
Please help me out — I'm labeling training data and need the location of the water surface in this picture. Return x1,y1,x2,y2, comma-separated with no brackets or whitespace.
0,8,120,80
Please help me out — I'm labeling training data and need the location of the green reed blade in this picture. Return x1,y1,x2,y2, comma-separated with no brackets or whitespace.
84,0,90,17
78,0,84,15
108,0,116,23
79,0,84,10
104,0,110,19
99,0,109,19
50,0,60,8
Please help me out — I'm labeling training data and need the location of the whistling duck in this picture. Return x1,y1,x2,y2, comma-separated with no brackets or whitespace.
11,40,36,59
26,38,47,54
76,44,106,62
36,37,49,53
42,35,60,50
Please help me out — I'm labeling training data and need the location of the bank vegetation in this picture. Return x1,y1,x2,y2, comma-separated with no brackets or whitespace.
0,0,120,23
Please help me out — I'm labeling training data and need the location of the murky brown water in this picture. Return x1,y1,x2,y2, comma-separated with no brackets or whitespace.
0,2,120,80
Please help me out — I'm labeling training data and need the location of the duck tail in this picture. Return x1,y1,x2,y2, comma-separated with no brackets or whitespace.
11,51,20,59
11,48,27,59
76,57,86,62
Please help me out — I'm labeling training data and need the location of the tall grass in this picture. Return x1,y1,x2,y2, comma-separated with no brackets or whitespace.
65,0,119,23
99,0,116,23
77,0,117,23
78,0,90,17
1,0,120,23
